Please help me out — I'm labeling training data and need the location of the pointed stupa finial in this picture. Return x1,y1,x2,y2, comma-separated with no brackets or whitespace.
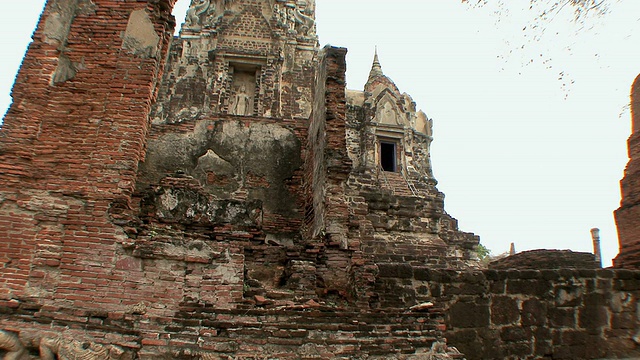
368,47,384,81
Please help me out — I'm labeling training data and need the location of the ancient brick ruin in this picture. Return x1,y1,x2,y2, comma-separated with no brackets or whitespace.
615,74,640,269
0,0,639,359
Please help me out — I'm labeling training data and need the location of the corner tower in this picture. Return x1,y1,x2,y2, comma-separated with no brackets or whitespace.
360,50,436,185
343,52,479,271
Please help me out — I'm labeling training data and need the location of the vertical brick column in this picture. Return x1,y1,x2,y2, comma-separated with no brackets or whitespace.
308,45,351,246
615,74,640,269
0,0,175,305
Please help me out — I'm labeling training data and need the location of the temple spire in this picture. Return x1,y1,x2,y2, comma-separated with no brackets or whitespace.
364,47,400,94
368,47,384,81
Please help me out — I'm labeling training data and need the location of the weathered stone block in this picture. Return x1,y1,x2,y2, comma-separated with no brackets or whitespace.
502,341,533,358
614,269,635,280
507,279,551,297
429,283,442,298
548,307,576,328
554,284,584,307
458,282,487,296
521,298,547,326
578,294,609,329
542,269,560,281
583,335,608,359
500,326,530,342
490,296,519,325
552,345,586,360
483,269,499,281
561,330,588,346
614,278,640,291
596,269,614,278
461,271,486,284
611,311,635,329
533,327,552,357
449,300,490,328
377,263,413,279
489,280,506,294
445,329,484,358
413,267,430,281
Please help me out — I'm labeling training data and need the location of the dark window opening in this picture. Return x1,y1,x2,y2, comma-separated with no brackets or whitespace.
380,142,396,172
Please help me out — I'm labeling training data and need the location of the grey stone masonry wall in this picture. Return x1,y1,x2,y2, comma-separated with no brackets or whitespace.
374,265,640,360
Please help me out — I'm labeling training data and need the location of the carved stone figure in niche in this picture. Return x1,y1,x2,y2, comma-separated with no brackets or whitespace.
185,0,211,29
231,85,253,116
377,102,398,125
183,41,193,58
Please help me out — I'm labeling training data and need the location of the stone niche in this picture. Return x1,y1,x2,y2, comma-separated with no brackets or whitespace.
228,61,261,116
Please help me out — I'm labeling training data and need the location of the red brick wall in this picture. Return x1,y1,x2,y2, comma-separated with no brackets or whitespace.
0,0,176,306
307,46,352,245
615,74,640,269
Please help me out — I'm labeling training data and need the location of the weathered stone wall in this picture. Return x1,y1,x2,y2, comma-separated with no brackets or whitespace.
615,74,640,269
374,265,640,359
142,0,318,241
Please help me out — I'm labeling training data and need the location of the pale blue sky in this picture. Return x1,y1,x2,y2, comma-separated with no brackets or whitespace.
2,0,639,266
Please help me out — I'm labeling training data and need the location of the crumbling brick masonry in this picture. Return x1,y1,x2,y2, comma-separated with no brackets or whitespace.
0,0,639,359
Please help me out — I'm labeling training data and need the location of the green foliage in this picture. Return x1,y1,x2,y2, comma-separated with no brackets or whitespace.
475,243,492,260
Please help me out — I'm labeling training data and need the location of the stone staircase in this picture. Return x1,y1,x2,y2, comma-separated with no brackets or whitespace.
380,170,416,196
